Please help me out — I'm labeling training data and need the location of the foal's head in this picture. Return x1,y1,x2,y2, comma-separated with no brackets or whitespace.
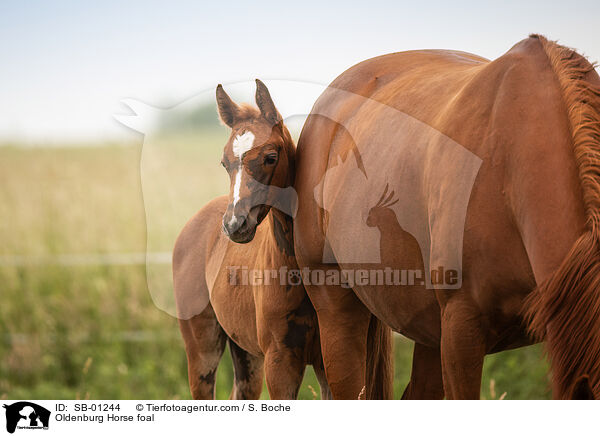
216,80,295,243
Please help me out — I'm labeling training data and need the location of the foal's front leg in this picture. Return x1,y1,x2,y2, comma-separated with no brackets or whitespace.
261,313,309,399
228,340,264,400
263,343,306,399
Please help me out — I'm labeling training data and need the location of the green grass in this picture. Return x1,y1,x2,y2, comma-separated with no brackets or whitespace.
0,135,551,399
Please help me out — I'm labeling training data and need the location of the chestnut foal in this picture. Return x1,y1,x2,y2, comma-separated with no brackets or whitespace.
173,80,331,400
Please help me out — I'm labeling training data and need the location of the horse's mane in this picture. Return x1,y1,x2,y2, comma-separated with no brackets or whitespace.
524,34,600,399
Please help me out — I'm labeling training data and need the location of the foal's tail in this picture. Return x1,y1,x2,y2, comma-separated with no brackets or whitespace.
365,315,394,399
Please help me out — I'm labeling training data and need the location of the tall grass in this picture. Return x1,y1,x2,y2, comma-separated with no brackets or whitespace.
0,136,551,399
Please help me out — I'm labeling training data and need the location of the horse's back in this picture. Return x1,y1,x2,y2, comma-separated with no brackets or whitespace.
305,39,568,137
173,196,228,320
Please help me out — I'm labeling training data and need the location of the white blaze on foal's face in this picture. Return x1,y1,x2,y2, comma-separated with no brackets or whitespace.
231,130,255,209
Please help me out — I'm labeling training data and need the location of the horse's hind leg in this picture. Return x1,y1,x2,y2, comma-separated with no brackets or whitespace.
401,343,444,399
439,294,486,399
228,340,264,400
178,303,227,400
313,360,333,400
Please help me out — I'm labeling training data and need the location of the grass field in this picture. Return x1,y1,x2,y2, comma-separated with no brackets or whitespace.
0,131,552,399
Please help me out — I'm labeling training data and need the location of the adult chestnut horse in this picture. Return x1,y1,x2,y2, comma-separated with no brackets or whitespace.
294,35,600,399
173,80,332,399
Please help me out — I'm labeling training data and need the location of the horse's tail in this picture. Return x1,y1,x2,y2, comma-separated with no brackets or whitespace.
365,315,394,399
524,35,600,399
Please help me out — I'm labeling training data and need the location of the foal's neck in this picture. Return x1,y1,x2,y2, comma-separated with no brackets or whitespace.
268,206,295,259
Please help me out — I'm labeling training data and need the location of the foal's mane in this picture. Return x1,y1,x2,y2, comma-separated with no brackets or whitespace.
524,35,600,399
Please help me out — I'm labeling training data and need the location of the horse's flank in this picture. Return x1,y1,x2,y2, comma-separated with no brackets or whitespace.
524,35,600,399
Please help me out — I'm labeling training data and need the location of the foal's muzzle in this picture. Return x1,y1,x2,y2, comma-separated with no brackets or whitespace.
222,211,256,243
223,214,246,235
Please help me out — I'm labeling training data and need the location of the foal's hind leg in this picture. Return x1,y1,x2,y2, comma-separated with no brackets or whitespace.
178,303,227,400
228,340,264,400
401,343,444,399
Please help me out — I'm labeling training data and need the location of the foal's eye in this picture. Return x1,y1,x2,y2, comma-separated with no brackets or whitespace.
263,153,278,166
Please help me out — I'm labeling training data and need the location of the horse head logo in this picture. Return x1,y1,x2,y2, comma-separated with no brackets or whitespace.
3,402,50,434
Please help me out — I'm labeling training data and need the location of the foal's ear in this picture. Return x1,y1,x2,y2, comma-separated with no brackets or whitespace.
572,375,595,400
255,79,282,126
216,84,241,128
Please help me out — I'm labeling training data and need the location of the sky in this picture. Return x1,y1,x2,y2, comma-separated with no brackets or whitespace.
1,0,599,143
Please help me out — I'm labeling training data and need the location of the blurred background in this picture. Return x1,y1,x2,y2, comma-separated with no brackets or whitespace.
1,0,599,399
